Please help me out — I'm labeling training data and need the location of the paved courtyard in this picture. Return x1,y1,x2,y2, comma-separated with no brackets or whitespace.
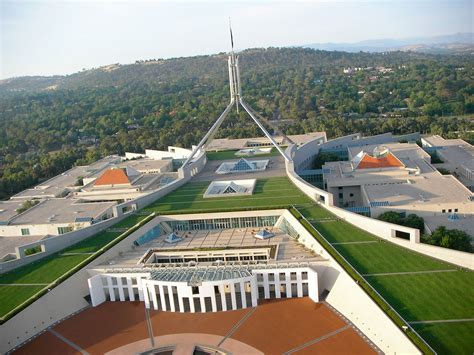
13,298,379,354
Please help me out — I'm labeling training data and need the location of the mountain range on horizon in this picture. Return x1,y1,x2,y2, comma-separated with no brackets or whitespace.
303,32,474,54
1,32,472,84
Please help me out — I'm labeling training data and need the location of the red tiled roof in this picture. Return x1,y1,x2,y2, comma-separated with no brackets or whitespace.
356,152,403,169
94,168,130,186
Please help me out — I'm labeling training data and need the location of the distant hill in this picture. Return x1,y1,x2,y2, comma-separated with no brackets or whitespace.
304,33,474,54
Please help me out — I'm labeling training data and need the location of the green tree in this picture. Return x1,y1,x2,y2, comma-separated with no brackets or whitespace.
426,226,472,252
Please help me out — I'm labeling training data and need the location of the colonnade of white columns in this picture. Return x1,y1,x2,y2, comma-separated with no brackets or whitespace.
88,267,318,310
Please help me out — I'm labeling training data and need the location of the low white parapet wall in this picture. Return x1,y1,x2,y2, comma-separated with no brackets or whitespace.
281,210,421,354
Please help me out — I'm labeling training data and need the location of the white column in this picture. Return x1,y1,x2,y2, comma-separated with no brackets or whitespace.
88,275,106,307
211,288,218,312
219,284,227,311
107,276,115,301
308,270,319,302
178,293,184,313
159,284,167,311
230,283,237,310
263,273,270,299
240,281,247,308
286,271,292,298
275,273,281,299
142,282,151,309
190,297,196,313
296,271,303,297
168,286,176,312
137,277,144,301
117,277,125,301
127,277,135,301
251,278,258,307
199,293,206,313
150,283,158,310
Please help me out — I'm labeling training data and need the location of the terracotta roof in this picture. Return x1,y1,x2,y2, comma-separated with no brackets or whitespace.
356,152,404,169
94,168,130,186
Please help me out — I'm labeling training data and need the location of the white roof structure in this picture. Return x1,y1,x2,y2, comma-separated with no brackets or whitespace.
216,158,269,175
164,232,183,244
203,179,256,198
254,229,275,240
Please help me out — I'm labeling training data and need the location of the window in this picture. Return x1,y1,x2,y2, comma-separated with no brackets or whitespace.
442,209,446,213
21,228,30,236
454,208,458,212
192,286,199,295
57,226,73,235
338,193,343,198
349,193,354,197
448,209,452,213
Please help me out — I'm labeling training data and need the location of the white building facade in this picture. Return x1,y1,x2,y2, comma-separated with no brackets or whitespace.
88,264,318,312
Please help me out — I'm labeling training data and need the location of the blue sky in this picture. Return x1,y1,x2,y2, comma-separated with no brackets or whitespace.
1,0,472,79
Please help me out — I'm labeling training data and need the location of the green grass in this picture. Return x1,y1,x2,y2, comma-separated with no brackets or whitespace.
0,254,90,285
62,231,122,254
294,206,334,220
144,177,312,214
312,220,377,243
0,286,46,317
333,241,455,274
206,148,279,160
412,322,474,355
113,214,148,229
366,271,474,321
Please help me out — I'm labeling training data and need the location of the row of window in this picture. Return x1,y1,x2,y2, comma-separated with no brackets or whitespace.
166,216,278,231
442,208,459,213
20,226,73,236
154,254,267,264
256,271,308,282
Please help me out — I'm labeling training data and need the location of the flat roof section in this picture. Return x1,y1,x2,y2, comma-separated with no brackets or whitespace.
422,135,470,148
363,172,473,206
9,199,116,225
207,132,326,151
438,145,474,172
11,155,121,200
118,158,172,172
0,200,25,225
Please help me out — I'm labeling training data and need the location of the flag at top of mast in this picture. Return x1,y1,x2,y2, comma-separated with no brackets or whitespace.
228,18,241,112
